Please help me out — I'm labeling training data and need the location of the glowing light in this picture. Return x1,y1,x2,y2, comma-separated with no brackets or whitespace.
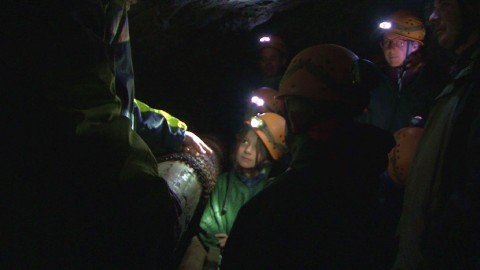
379,21,392,29
251,95,265,107
259,36,271,43
250,117,264,128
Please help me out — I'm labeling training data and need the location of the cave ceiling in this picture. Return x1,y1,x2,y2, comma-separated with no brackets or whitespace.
130,0,310,32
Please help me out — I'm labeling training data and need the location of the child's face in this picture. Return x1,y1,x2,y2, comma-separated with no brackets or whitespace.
236,129,261,169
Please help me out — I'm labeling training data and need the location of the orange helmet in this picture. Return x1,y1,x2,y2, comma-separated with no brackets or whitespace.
248,113,287,160
250,87,285,114
278,44,370,113
387,127,424,185
380,10,425,45
258,35,288,56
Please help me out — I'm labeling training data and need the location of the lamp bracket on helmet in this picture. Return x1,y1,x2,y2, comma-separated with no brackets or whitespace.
379,21,424,33
250,115,288,156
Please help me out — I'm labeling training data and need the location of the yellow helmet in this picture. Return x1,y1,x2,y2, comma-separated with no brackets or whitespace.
380,10,425,45
278,44,371,113
248,113,287,160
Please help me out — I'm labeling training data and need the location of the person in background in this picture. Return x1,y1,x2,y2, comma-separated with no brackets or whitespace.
243,87,285,120
179,113,288,270
356,11,449,265
393,0,480,268
255,35,289,90
220,44,395,269
358,9,447,133
234,34,288,98
221,36,289,152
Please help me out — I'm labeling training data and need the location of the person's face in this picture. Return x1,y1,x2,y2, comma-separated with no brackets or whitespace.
381,32,411,67
258,47,285,78
429,0,462,49
236,129,261,169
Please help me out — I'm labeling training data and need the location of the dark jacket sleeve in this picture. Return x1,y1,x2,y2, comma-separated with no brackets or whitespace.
133,99,187,156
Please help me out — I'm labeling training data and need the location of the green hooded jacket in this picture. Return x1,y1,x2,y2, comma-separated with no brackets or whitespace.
198,166,275,249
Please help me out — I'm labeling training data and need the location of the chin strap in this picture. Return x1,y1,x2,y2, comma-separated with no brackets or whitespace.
397,41,413,96
396,65,407,96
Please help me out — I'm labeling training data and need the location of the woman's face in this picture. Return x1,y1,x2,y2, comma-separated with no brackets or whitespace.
236,129,261,169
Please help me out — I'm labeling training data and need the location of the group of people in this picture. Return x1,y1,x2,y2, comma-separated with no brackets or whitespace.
3,0,479,269
187,2,480,269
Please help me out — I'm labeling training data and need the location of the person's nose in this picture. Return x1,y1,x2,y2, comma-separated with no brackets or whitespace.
244,144,253,154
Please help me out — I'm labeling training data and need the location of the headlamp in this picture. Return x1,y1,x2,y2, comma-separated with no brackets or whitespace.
379,21,423,32
259,36,271,43
251,95,265,107
250,116,264,128
249,114,288,158
379,21,392,29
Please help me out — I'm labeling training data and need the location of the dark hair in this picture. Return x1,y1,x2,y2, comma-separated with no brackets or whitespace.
458,0,480,36
231,126,272,175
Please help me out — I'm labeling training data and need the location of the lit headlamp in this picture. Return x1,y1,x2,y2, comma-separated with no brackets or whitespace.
251,95,265,107
379,20,423,32
259,36,271,43
250,116,265,128
379,21,392,30
249,114,288,159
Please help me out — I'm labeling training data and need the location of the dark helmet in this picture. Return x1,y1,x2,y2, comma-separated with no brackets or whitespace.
278,44,380,116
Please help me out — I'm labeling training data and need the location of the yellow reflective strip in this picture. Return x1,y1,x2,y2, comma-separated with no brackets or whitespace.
134,99,188,130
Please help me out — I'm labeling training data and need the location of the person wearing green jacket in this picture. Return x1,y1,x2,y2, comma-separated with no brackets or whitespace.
198,113,288,250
